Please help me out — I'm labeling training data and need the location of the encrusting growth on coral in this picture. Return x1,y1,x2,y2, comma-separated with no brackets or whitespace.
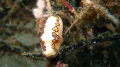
46,0,53,15
32,0,46,18
62,0,119,35
92,2,119,27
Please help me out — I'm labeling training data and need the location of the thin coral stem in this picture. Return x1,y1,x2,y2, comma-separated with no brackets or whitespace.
46,0,52,15
46,60,50,67
61,0,73,13
64,19,79,35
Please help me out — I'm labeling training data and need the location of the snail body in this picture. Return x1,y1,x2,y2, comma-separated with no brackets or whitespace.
39,15,63,59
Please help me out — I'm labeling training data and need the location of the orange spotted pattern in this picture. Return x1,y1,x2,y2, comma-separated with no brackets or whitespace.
39,15,61,58
51,15,61,55
39,26,46,52
52,16,60,52
52,26,59,32
55,23,60,26
39,38,46,51
52,32,57,38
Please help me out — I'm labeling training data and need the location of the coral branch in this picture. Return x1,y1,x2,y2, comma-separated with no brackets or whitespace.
21,34,120,59
61,0,73,13
46,0,52,15
92,4,119,27
64,19,79,35
61,34,120,53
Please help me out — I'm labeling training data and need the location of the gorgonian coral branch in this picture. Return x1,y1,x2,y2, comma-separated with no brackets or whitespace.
61,0,73,13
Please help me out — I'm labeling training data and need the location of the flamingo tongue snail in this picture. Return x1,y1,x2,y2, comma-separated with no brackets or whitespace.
39,15,63,59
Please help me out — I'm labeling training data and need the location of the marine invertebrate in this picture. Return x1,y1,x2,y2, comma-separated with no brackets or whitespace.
32,0,64,59
32,0,52,34
21,0,120,66
1,0,120,67
40,15,63,59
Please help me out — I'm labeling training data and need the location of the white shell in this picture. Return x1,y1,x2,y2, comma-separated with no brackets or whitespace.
39,15,63,58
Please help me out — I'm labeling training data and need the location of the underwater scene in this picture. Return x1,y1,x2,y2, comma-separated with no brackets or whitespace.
0,0,120,67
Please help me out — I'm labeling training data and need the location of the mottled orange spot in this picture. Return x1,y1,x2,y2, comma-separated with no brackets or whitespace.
52,43,55,48
56,18,59,22
41,29,44,34
41,41,45,45
43,46,46,49
54,49,57,52
42,41,45,44
52,32,57,38
52,26,58,32
52,39,56,43
56,35,60,39
43,49,46,51
55,40,58,43
43,25,46,28
55,23,60,26
39,38,42,42
52,39,58,43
